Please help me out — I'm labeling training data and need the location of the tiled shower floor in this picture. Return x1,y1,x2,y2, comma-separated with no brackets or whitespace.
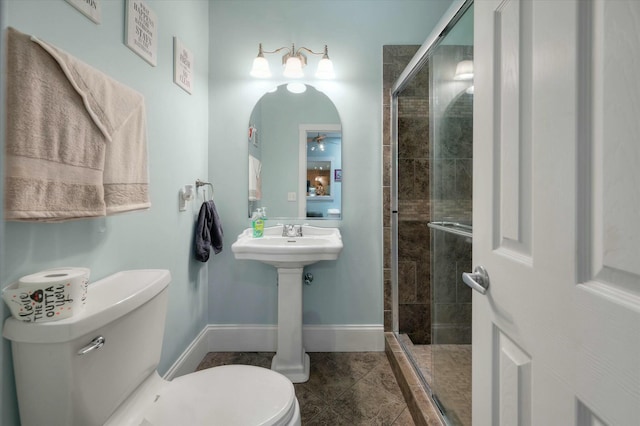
399,334,472,426
197,351,416,425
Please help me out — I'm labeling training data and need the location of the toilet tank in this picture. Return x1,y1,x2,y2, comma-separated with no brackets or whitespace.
3,269,171,426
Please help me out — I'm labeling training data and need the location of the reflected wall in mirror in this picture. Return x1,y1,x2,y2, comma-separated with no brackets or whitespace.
248,84,342,219
299,124,341,218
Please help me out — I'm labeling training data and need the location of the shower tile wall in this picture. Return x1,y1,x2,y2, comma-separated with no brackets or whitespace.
432,230,472,343
383,45,432,344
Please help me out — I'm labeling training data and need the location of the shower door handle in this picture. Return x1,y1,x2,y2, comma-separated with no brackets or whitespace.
462,266,489,295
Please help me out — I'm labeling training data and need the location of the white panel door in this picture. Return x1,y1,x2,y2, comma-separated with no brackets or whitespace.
473,1,640,425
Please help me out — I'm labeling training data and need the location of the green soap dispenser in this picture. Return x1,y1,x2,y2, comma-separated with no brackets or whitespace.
252,208,264,238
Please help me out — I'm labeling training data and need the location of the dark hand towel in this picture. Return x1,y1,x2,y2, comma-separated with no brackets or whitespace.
195,200,223,262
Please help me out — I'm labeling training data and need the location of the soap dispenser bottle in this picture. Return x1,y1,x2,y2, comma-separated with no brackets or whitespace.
252,208,264,238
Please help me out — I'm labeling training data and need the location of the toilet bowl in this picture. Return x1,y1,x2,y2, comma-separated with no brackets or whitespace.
107,366,300,426
3,269,301,426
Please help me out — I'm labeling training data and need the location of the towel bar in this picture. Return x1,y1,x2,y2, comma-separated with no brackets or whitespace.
195,179,214,201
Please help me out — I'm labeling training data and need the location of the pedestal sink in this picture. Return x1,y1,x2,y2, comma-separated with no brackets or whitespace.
231,225,343,382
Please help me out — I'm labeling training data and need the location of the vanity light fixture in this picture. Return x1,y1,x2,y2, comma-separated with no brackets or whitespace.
250,43,335,79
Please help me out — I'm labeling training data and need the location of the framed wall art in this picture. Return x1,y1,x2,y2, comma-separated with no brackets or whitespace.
66,0,102,23
173,37,193,94
125,0,158,66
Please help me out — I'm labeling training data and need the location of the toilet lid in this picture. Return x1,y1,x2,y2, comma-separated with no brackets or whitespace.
142,365,297,426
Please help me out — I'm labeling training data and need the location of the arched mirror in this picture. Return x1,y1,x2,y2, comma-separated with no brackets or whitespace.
248,84,342,219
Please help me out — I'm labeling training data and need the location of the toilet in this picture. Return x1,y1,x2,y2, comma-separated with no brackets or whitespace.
3,269,301,426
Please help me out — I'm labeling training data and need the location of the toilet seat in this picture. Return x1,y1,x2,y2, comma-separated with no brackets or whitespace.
107,365,300,426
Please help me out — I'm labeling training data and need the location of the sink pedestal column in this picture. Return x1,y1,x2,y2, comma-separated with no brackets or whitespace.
271,267,309,383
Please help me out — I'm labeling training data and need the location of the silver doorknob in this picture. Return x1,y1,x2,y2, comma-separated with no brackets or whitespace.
462,266,490,295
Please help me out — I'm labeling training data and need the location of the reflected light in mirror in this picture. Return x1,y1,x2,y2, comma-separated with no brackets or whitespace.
286,82,307,94
454,59,474,80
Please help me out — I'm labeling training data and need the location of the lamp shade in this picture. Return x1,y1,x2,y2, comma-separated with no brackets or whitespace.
454,60,474,80
283,56,304,78
250,56,271,78
315,57,335,79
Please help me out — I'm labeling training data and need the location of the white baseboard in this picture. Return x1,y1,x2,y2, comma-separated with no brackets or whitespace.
164,324,384,379
302,324,385,352
163,326,210,380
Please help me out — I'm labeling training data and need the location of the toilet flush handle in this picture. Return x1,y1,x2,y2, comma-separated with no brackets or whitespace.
77,336,106,356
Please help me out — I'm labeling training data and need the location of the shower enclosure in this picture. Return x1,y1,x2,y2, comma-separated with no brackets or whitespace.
390,1,473,424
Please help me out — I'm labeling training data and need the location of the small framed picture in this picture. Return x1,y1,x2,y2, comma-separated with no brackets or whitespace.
334,169,342,182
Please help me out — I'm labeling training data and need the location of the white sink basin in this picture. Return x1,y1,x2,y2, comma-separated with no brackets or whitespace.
231,225,343,268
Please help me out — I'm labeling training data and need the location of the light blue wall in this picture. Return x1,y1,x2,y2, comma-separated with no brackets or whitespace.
1,1,210,425
207,0,453,325
441,2,474,46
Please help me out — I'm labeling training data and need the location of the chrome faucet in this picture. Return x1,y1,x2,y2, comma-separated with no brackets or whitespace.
282,224,303,237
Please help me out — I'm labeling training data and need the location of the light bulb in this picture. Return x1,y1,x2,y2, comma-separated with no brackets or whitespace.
250,56,271,78
315,57,335,79
283,56,304,78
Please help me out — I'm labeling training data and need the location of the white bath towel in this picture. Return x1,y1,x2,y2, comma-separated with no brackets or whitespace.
248,155,262,201
5,27,150,221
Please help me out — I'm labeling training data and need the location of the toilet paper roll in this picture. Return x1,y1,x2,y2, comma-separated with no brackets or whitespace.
19,267,89,287
2,267,90,322
19,267,89,305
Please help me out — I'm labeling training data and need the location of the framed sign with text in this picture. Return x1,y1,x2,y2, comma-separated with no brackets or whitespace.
173,37,193,94
66,0,102,24
125,0,158,66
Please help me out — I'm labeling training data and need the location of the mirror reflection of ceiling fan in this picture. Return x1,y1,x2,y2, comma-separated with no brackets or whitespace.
307,132,339,151
308,133,327,143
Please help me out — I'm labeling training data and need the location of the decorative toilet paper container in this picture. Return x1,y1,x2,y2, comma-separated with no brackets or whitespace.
2,268,90,323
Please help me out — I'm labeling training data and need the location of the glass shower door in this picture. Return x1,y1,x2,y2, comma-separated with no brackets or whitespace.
429,4,474,425
430,226,472,425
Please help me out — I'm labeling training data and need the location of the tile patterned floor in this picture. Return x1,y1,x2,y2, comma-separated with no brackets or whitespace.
197,351,416,425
